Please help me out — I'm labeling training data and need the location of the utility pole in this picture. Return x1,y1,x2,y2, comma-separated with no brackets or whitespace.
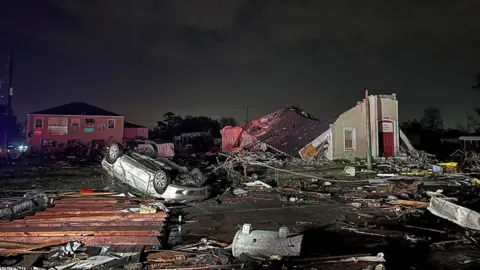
242,105,252,125
365,89,372,170
7,48,13,117
4,48,13,151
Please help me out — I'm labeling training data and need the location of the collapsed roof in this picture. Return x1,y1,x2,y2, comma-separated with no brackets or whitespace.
242,107,332,157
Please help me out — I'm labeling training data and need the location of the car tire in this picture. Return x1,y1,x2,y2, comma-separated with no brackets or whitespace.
189,168,207,187
106,143,123,164
153,169,171,194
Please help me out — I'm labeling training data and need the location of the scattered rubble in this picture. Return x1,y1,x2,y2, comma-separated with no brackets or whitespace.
3,143,480,269
377,150,438,173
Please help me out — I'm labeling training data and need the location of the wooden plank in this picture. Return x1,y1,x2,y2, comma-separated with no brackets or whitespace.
53,199,121,204
0,236,161,246
0,227,163,237
22,212,168,221
0,221,164,228
35,210,126,215
45,203,133,212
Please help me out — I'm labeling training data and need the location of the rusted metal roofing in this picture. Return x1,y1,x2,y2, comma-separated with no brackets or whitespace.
243,107,332,157
0,194,168,253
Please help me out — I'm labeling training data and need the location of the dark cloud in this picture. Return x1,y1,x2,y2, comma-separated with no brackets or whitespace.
1,0,480,126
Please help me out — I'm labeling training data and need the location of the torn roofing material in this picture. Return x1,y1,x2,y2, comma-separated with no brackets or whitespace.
242,107,332,158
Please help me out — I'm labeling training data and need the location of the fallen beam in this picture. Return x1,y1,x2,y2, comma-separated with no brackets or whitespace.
23,212,168,221
0,235,161,246
53,199,122,204
35,210,129,215
0,221,164,228
0,230,162,237
0,226,163,237
46,204,134,210
11,216,167,223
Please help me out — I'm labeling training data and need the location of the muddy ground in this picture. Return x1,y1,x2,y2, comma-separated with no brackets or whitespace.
1,161,479,269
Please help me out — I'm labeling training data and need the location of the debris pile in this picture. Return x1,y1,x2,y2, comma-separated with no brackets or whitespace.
0,192,50,220
0,192,169,268
5,130,480,269
462,150,480,171
377,150,437,173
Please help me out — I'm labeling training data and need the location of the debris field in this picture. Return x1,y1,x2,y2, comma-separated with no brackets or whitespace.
1,148,480,270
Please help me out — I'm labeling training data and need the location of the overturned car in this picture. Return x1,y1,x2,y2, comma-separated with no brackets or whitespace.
102,143,210,202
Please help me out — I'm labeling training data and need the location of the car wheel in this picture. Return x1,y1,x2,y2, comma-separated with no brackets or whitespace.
189,168,207,187
153,169,171,194
106,143,123,164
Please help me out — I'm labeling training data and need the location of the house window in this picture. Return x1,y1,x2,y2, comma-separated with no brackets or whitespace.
107,119,115,130
47,117,68,135
85,118,95,127
98,123,105,132
343,128,356,151
72,118,80,127
48,117,68,126
34,118,43,128
41,139,56,147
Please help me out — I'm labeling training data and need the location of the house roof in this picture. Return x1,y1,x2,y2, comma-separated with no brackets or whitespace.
243,107,332,157
30,102,121,116
124,121,147,128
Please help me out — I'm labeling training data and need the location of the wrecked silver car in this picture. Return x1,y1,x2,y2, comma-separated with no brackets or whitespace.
102,143,210,202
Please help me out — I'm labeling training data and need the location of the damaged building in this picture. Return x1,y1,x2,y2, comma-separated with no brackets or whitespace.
26,102,146,151
222,93,412,160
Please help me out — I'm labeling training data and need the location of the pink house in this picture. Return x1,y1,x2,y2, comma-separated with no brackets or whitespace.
123,121,149,141
26,102,130,150
220,126,244,151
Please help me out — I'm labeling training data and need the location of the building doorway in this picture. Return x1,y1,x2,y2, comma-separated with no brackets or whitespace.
379,120,395,157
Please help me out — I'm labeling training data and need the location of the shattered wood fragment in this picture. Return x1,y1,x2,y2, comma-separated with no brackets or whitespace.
404,225,446,234
394,200,428,208
341,227,404,238
147,251,187,263
429,239,469,247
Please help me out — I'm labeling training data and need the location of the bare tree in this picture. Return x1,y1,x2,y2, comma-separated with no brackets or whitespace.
420,107,443,131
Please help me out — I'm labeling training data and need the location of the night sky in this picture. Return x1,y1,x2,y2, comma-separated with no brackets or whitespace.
1,0,479,127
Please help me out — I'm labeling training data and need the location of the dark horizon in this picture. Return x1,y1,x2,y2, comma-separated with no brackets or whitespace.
1,1,480,128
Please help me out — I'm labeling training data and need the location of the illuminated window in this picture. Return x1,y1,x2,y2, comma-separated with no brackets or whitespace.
72,118,80,127
107,119,115,130
34,118,43,128
85,118,95,127
343,128,356,151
